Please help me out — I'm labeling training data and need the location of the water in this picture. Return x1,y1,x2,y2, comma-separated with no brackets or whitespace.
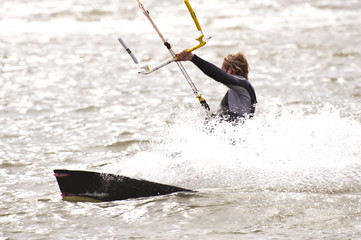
1,0,361,239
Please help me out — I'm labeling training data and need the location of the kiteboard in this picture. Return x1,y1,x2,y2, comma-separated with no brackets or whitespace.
53,169,192,202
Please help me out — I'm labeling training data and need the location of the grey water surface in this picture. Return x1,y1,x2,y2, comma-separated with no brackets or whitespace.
1,0,361,239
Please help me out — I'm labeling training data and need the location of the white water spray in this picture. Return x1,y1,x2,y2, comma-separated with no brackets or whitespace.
107,104,361,193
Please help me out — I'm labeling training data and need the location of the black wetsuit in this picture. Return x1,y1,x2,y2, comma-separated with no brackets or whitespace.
191,55,257,121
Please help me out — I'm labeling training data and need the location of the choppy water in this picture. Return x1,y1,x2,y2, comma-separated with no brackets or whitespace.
1,0,361,239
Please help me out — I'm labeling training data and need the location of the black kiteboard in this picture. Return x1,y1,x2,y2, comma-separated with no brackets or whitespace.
53,169,192,202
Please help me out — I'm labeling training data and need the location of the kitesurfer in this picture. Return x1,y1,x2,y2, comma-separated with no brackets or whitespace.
175,50,257,122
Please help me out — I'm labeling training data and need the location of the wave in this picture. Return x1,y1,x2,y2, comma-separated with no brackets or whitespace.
107,104,361,194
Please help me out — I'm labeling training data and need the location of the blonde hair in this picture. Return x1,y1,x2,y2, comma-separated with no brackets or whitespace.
223,52,249,79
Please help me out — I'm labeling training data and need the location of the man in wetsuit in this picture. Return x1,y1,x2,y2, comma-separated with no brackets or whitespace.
175,50,257,122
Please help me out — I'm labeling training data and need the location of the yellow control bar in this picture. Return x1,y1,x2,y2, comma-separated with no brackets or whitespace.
186,35,206,52
184,0,202,32
138,0,209,75
183,0,207,53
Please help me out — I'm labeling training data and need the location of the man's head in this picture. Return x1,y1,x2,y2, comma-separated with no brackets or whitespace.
222,52,249,79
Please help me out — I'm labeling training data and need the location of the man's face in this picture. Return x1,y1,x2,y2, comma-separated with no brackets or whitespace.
222,61,233,74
